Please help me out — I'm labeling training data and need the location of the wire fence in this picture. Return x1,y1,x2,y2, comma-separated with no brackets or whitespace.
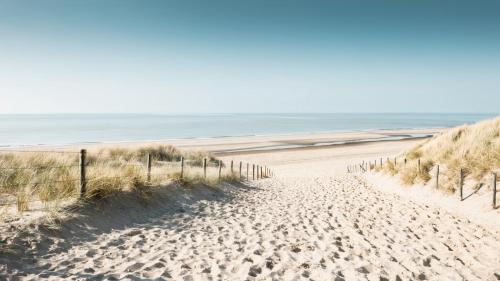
0,149,274,210
347,157,498,209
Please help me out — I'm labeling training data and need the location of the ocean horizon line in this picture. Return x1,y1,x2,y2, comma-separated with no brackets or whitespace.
0,113,496,148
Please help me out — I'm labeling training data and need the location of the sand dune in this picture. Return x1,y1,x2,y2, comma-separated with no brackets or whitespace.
1,138,499,280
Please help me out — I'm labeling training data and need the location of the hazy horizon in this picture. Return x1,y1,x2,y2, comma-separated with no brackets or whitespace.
0,113,495,146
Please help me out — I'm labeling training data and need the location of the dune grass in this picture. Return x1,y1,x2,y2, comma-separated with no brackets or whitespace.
377,117,499,192
0,145,240,211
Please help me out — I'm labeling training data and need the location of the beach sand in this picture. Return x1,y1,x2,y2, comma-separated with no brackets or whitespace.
1,131,499,280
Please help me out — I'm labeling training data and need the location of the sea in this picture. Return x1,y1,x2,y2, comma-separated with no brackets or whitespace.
0,113,496,147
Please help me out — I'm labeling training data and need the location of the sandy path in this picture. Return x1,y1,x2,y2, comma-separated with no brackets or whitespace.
5,172,499,280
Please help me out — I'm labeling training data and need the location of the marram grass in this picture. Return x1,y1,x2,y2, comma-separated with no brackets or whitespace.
0,145,235,211
378,116,499,192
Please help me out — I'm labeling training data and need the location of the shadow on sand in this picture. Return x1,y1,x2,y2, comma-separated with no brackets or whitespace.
0,180,259,279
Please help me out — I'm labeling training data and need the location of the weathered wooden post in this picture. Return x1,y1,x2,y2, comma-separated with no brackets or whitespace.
147,153,152,182
394,157,397,166
459,168,464,201
380,158,382,168
418,158,421,173
261,166,263,178
493,172,497,209
79,149,86,197
231,160,234,173
239,161,242,179
435,165,440,189
218,160,222,179
247,163,249,179
180,156,184,179
404,158,407,167
252,164,255,180
203,158,207,178
257,165,259,179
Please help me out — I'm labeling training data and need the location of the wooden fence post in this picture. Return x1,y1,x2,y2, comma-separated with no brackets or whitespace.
79,149,86,197
435,165,439,189
247,163,249,179
404,158,407,167
261,166,263,178
394,157,397,166
231,160,234,173
203,158,207,178
418,158,421,173
493,172,497,209
459,168,464,201
180,156,184,179
380,158,382,168
218,160,222,179
147,154,152,182
239,161,242,179
253,164,255,180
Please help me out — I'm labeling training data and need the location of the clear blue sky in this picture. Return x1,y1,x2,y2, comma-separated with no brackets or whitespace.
0,0,499,113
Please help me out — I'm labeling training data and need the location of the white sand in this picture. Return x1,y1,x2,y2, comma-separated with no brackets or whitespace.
1,136,499,280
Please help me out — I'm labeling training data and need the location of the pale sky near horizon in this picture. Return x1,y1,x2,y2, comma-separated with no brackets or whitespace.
0,0,499,114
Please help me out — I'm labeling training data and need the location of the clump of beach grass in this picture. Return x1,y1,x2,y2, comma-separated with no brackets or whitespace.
0,145,236,212
382,116,499,192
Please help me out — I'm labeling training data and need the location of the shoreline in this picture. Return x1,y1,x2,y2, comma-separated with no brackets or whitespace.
0,127,442,154
212,134,432,156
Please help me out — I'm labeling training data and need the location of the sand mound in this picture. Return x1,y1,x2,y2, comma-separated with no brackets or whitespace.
1,174,499,280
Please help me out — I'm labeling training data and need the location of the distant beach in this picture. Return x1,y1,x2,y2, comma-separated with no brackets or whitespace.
0,113,495,148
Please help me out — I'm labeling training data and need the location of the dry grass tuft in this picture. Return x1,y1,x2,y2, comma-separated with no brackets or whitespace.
0,145,239,211
383,117,499,192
